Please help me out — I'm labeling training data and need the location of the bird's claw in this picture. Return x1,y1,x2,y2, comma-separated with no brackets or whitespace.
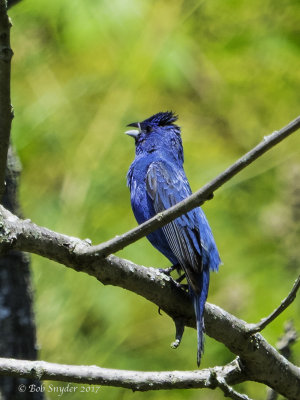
159,266,175,276
173,280,189,292
159,263,180,276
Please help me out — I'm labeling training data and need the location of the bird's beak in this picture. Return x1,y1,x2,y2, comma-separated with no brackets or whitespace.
125,129,140,139
125,122,141,139
127,122,139,128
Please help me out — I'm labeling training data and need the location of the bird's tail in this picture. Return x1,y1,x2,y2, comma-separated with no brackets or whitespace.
191,267,210,367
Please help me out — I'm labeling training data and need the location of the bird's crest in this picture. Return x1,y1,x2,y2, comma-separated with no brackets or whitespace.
141,111,178,127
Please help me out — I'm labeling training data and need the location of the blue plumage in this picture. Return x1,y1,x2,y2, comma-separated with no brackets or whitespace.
126,111,221,366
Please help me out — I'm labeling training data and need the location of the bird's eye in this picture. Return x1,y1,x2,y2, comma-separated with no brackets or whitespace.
145,126,152,134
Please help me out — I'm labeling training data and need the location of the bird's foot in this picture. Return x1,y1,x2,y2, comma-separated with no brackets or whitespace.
179,283,189,292
159,263,180,276
172,279,189,292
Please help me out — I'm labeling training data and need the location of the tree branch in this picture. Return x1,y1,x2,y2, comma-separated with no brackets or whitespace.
0,357,249,395
0,206,299,399
266,321,298,400
85,115,300,257
215,375,253,400
0,1,13,200
246,275,300,334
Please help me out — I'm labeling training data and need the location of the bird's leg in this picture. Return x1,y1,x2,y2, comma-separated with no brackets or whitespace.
173,273,189,291
159,263,181,276
176,273,186,283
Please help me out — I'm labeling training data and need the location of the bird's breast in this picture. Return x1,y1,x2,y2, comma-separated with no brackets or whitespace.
128,158,155,225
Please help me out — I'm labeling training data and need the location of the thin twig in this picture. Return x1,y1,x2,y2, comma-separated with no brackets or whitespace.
208,366,253,400
0,1,13,200
246,275,300,334
85,116,300,257
276,320,298,359
216,376,253,400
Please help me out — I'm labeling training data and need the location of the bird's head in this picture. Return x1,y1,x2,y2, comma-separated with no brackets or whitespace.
125,111,183,162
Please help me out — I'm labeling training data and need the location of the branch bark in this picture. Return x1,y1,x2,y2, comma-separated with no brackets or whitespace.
0,207,299,399
0,357,248,394
0,1,13,200
85,115,300,257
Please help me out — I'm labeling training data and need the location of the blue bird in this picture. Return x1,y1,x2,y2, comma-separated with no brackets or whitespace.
126,111,221,366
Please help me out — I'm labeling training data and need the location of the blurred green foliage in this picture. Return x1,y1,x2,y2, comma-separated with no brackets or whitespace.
9,0,300,398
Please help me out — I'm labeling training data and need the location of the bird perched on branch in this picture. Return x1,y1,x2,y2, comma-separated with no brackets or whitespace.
126,111,221,366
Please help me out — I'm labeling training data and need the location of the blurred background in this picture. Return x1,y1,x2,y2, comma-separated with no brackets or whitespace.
9,0,300,398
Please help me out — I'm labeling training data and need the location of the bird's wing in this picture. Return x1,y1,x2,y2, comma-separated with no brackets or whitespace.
146,161,203,294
